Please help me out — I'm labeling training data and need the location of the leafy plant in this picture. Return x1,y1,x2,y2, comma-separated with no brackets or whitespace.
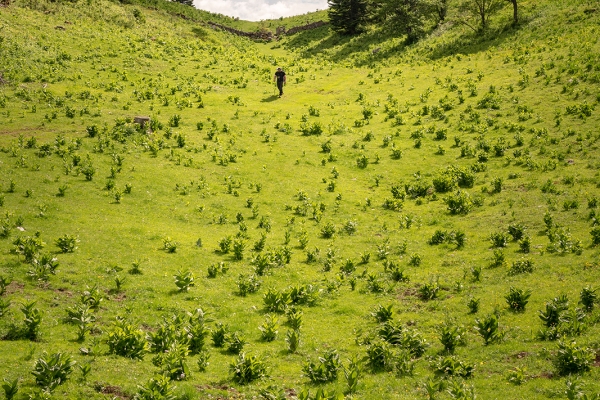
226,331,246,354
579,286,597,311
134,375,176,400
505,287,532,313
21,301,42,340
474,314,503,345
259,314,278,342
419,281,439,300
554,341,594,376
286,329,301,353
509,259,534,275
538,295,569,329
439,323,467,354
211,322,228,348
236,273,261,296
106,317,148,359
1,378,18,400
303,349,341,383
173,270,195,292
371,304,393,323
230,352,268,384
431,355,474,378
31,352,76,392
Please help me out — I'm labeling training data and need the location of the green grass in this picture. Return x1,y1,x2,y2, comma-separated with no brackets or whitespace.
0,0,599,399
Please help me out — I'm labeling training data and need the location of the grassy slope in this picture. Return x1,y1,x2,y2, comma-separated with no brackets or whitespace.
0,0,599,399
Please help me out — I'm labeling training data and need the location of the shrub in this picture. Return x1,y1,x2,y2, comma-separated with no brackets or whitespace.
444,190,473,215
505,287,532,312
489,231,509,248
21,301,42,340
554,341,594,376
31,352,76,392
439,323,468,354
474,314,503,345
285,329,301,353
173,270,195,292
226,331,246,354
263,288,291,313
134,375,176,400
230,352,268,384
106,318,148,359
365,341,395,371
579,286,597,311
419,281,439,300
431,355,474,378
371,304,393,323
320,222,336,238
153,341,190,381
539,295,569,327
236,273,261,296
509,259,534,275
55,234,78,253
211,323,228,348
303,349,341,383
259,315,278,342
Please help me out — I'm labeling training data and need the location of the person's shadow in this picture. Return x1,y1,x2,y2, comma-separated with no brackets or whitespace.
261,95,279,102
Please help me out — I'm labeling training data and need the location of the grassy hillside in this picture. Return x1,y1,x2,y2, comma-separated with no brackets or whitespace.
0,0,599,399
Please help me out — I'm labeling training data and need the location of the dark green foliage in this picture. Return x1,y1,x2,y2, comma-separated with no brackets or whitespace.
505,287,531,312
211,322,228,348
474,314,503,345
579,286,597,311
328,0,369,35
236,273,261,296
539,295,569,327
444,190,473,215
371,304,393,323
55,234,78,253
2,378,18,400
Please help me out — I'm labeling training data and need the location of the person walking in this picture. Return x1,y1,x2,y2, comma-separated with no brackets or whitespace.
273,67,286,97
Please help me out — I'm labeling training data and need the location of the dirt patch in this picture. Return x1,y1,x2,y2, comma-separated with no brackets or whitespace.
594,351,600,367
94,383,130,399
513,351,529,359
5,281,25,295
195,384,243,399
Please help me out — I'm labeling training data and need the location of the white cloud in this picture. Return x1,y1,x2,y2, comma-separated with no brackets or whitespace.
193,0,328,21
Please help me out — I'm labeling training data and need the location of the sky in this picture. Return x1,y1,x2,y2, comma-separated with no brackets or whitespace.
193,0,328,22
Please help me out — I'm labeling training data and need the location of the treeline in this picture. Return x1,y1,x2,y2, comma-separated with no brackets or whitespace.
328,0,520,42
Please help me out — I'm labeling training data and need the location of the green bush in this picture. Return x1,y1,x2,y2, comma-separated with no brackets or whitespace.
303,349,341,383
554,341,594,376
31,352,76,392
474,314,503,345
230,352,268,384
444,190,473,215
106,318,148,359
505,287,532,312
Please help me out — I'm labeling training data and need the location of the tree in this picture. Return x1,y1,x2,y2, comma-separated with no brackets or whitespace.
459,0,505,32
433,0,448,23
328,0,370,35
377,0,443,43
173,0,194,6
506,0,518,26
